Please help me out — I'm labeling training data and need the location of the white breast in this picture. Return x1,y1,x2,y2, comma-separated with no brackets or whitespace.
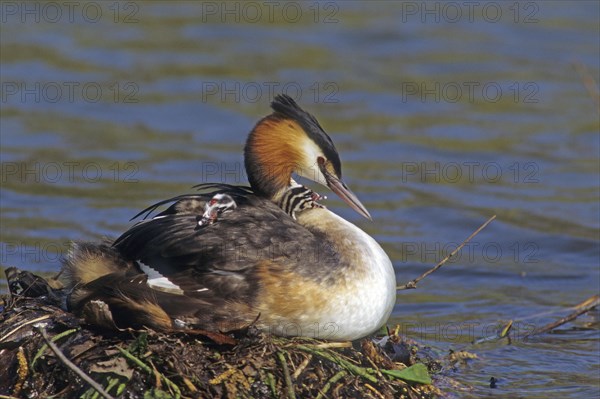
293,209,397,340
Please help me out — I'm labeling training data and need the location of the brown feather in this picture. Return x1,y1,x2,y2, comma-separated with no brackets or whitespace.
62,241,133,287
69,271,173,331
254,260,330,327
244,117,307,199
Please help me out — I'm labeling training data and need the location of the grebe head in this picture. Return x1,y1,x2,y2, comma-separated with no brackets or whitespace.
244,94,371,219
196,193,237,228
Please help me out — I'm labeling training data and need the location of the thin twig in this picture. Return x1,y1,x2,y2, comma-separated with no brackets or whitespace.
364,383,386,399
533,294,600,336
507,300,594,322
32,328,79,368
473,320,513,345
397,215,496,290
473,294,600,344
37,327,114,399
181,376,198,393
292,354,312,380
573,60,600,108
0,315,51,343
312,341,352,349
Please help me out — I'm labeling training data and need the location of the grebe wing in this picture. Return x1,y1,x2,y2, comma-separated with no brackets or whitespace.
112,187,327,299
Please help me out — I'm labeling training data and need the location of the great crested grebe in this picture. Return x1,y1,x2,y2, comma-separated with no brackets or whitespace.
63,95,396,340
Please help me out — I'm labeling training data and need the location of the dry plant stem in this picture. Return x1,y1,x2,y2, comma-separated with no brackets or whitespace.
474,294,600,344
37,327,115,399
0,314,51,343
397,215,497,290
294,344,379,384
315,370,347,399
277,351,296,399
513,300,596,322
533,294,600,336
181,376,198,392
32,328,79,368
292,354,312,379
116,347,181,398
364,383,386,399
313,341,352,349
573,60,600,108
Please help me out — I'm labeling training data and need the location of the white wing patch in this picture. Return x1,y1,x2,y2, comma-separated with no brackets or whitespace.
137,260,184,295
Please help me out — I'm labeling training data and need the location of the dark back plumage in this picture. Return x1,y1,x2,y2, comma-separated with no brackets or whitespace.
112,184,339,303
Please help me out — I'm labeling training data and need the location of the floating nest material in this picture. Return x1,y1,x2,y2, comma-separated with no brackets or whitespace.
0,268,471,399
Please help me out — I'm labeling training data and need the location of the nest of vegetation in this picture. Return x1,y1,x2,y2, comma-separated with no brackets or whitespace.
0,270,474,399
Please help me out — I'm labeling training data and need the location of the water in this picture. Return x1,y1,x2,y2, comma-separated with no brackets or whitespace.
1,1,598,397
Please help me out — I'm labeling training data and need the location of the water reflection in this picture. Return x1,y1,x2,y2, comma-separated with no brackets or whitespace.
1,1,598,397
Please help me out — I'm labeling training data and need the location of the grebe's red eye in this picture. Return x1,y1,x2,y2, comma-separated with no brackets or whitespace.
209,199,217,205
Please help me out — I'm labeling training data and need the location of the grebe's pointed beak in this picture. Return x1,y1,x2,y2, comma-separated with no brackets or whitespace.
322,170,372,220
